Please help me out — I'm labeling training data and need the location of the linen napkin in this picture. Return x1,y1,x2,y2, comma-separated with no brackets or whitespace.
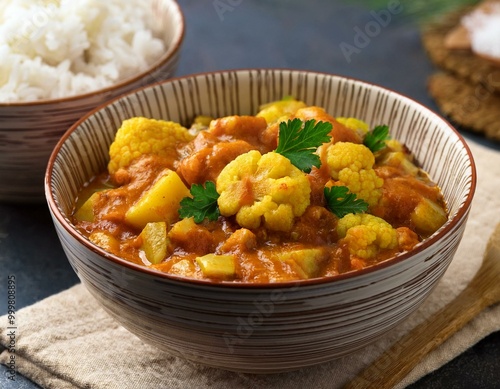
2,137,500,389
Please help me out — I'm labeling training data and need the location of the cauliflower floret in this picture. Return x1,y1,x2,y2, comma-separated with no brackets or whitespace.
216,150,311,232
326,142,383,207
108,117,194,175
256,97,307,124
327,142,374,178
337,169,383,207
337,213,398,259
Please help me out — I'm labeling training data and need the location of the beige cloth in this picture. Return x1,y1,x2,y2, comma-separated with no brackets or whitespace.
1,138,500,389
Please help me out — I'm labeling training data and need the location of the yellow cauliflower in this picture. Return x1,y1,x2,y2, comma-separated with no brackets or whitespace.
337,213,398,259
326,142,383,207
216,150,311,232
256,97,306,124
108,117,193,175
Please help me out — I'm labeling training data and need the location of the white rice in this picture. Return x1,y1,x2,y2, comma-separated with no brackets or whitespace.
0,0,166,102
462,3,500,61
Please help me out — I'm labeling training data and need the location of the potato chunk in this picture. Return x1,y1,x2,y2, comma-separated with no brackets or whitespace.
275,248,327,279
74,192,101,222
411,198,447,236
125,169,190,230
195,254,236,279
168,217,214,254
140,222,169,264
89,231,120,254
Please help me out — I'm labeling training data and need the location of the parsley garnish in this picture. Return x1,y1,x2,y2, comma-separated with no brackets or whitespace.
275,118,332,173
179,181,220,223
363,125,390,153
324,186,369,218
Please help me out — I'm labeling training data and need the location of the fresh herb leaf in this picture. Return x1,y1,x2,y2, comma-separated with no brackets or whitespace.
179,181,220,223
275,118,332,173
324,186,369,218
364,125,390,153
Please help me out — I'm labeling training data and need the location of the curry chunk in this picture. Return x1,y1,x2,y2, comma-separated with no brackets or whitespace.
177,140,254,185
275,248,328,279
74,192,101,222
168,218,215,255
139,222,169,264
256,97,307,124
89,230,120,255
411,198,447,235
195,254,236,279
125,169,190,230
294,106,362,144
169,259,197,277
379,151,419,176
208,115,267,143
219,228,257,253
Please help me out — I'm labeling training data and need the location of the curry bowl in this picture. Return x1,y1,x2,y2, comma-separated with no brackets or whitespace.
45,69,476,373
0,0,184,203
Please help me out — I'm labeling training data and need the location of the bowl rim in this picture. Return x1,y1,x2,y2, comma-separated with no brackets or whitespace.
45,68,477,289
0,0,185,108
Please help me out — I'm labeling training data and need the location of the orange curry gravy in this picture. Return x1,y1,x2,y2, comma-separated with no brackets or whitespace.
73,110,447,283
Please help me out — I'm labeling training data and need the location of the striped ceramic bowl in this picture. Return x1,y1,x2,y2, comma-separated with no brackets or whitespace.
45,69,476,373
0,0,184,203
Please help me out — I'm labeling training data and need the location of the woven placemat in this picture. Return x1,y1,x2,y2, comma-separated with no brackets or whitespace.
422,4,500,142
428,72,500,141
421,5,500,90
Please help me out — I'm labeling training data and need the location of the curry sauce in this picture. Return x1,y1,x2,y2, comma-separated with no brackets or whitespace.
72,99,448,283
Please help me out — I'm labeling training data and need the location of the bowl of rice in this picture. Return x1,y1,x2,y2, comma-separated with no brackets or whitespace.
0,0,184,203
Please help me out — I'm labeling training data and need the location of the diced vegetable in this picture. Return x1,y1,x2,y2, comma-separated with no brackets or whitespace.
140,222,168,264
380,151,419,176
256,97,306,124
411,198,447,235
275,248,326,279
193,115,213,127
89,231,120,254
74,192,101,222
168,217,197,241
335,117,369,135
125,169,190,230
169,259,196,277
168,217,214,254
195,253,236,279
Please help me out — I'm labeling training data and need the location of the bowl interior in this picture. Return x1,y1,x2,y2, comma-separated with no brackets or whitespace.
46,69,476,280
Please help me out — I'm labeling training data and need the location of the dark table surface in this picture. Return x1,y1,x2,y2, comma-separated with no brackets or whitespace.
1,1,500,388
